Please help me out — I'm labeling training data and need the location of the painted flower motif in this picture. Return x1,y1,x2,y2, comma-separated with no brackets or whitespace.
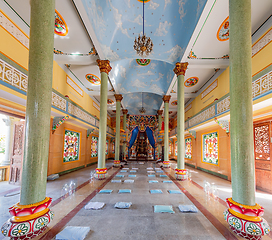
86,74,101,85
228,217,241,230
1,222,10,236
184,77,199,87
261,220,270,235
11,223,29,236
136,59,151,66
246,223,262,235
34,217,49,230
223,210,228,221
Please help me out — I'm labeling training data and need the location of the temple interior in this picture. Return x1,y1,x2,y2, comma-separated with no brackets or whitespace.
0,0,272,239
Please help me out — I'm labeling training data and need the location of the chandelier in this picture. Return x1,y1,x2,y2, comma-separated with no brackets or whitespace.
139,92,146,114
133,0,153,56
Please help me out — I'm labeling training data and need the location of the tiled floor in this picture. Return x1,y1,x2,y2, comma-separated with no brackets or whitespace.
0,160,272,240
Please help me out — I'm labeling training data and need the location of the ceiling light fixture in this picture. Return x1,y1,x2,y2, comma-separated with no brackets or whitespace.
133,0,153,56
139,92,146,114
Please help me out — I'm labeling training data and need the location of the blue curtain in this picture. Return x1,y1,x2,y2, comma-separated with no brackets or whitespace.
128,126,139,158
146,126,156,159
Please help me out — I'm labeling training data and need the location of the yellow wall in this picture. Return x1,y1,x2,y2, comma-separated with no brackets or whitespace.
184,125,231,180
252,28,272,76
52,62,100,119
186,69,230,119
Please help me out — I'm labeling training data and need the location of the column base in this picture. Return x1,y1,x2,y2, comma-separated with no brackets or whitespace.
113,160,121,167
224,198,270,239
1,197,54,239
175,169,188,180
163,161,170,168
94,168,107,180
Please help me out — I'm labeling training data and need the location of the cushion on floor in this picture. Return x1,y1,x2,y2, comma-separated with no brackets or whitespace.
163,180,173,183
147,171,155,173
99,189,113,194
178,205,198,213
118,189,131,193
139,162,144,164
128,175,136,177
154,205,175,213
149,180,159,183
120,170,127,172
147,167,153,170
156,170,164,173
150,189,163,194
115,175,125,178
130,170,137,172
122,168,129,170
111,180,122,183
84,202,105,210
148,175,156,177
124,179,134,183
160,175,167,178
114,202,132,209
55,226,90,240
132,168,138,170
168,190,182,194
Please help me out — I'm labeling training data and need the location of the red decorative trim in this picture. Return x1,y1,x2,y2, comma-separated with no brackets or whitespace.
175,169,187,175
95,168,107,174
226,198,264,217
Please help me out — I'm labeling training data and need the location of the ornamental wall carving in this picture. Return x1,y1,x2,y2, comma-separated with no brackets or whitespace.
68,102,96,126
0,10,29,49
0,59,28,92
252,70,272,99
185,103,192,112
201,80,218,99
51,92,66,111
217,96,230,114
252,28,272,57
189,105,215,127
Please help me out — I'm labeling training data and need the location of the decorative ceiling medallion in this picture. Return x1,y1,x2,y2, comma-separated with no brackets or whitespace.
184,77,199,87
107,99,114,105
137,0,151,2
188,51,197,59
54,10,68,36
136,59,151,66
171,100,177,106
217,17,229,41
86,74,101,85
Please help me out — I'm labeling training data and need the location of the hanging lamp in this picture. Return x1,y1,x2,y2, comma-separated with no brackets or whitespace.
133,0,153,56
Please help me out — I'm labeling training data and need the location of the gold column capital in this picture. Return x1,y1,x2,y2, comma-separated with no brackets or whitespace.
162,95,171,103
157,110,163,116
173,62,188,76
114,94,123,102
97,59,112,74
122,109,128,115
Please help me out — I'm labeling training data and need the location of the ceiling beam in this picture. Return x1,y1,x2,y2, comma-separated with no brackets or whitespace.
187,59,229,69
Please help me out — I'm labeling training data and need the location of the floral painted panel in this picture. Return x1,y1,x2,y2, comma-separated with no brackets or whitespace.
185,138,192,159
112,141,115,154
106,139,109,155
63,130,80,162
91,136,98,157
202,131,218,165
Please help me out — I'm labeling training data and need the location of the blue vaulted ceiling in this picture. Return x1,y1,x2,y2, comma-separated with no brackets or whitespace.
81,0,208,114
